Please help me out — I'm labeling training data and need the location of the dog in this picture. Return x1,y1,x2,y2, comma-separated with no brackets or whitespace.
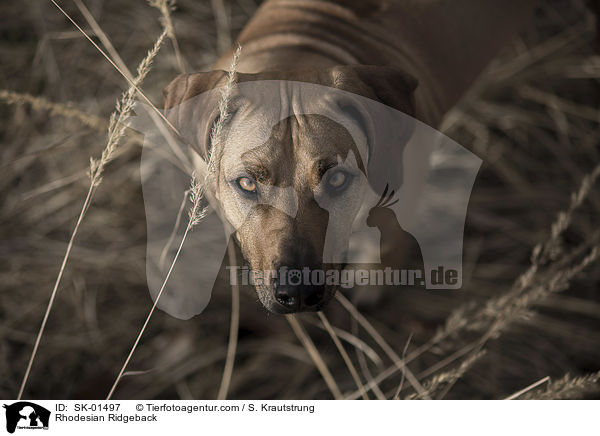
163,0,538,314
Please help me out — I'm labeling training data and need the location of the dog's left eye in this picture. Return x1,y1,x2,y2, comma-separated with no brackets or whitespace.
326,170,350,192
236,177,257,193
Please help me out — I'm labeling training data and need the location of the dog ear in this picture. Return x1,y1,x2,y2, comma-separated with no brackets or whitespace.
327,65,419,194
163,70,229,110
163,70,228,160
328,65,417,115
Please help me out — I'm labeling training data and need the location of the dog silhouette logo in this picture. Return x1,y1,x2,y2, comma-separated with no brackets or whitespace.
3,402,50,433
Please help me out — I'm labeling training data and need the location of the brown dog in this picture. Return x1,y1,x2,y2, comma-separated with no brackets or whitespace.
163,0,538,314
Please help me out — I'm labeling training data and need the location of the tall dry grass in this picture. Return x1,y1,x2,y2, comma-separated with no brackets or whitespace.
0,0,598,400
14,0,169,398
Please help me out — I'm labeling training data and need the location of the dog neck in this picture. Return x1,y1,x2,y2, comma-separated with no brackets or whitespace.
213,0,451,126
214,0,538,127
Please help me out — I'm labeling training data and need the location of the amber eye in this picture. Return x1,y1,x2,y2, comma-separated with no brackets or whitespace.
327,170,347,189
237,177,257,193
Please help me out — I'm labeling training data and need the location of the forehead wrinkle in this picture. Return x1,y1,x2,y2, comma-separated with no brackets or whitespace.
292,115,324,186
288,115,315,189
240,117,295,185
292,115,366,185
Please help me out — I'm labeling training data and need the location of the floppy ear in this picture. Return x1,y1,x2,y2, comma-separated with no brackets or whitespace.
328,65,417,115
327,65,419,195
163,70,228,161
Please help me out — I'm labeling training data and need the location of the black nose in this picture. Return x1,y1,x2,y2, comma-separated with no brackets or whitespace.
273,278,325,312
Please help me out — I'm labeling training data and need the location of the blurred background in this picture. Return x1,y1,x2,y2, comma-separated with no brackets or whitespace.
1,0,599,399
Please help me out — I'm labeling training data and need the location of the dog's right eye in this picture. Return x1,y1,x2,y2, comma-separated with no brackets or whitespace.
236,177,257,195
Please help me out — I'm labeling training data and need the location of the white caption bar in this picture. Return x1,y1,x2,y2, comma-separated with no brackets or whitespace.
1,400,596,435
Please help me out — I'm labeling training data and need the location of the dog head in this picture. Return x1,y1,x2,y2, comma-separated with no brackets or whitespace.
163,65,417,313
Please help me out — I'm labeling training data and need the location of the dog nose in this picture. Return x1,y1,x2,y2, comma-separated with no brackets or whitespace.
273,279,299,309
273,278,325,311
302,284,325,308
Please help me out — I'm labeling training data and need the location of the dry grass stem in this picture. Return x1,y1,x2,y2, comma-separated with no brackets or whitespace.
207,44,241,173
16,24,168,399
216,235,241,400
159,188,191,268
405,351,486,400
149,0,187,73
50,0,177,135
210,0,232,55
303,318,384,366
107,172,206,399
287,315,343,399
318,312,368,400
504,376,551,400
72,0,192,171
520,370,600,399
335,293,429,399
351,317,387,400
0,89,105,130
392,333,413,399
90,29,168,183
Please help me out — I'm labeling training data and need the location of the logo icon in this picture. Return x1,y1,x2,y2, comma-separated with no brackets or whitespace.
3,402,50,434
